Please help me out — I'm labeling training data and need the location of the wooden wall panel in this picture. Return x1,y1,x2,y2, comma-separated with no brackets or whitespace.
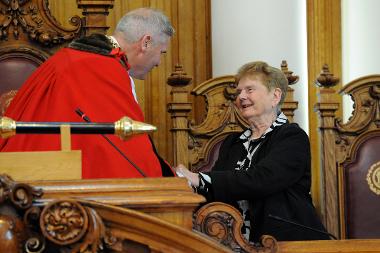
48,0,212,165
307,0,342,222
48,0,82,28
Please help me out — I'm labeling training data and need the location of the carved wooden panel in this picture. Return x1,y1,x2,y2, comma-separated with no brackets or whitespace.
0,174,232,253
0,0,82,45
2,175,380,253
194,202,278,253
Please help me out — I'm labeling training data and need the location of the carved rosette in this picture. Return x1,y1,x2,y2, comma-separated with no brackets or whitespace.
0,0,82,46
194,202,278,253
40,200,88,245
0,175,124,253
38,199,121,252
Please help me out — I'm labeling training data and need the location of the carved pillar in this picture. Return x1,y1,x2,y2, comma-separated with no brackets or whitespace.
167,64,192,167
314,64,340,238
77,0,114,35
307,0,342,213
281,60,299,122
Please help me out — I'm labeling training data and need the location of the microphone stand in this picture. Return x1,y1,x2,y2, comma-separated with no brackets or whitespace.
268,214,337,240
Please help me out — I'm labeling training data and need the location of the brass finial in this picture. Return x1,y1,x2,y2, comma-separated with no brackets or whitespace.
0,117,16,138
114,116,157,140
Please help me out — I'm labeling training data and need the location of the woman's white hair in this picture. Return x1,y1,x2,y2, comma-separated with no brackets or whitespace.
115,8,175,45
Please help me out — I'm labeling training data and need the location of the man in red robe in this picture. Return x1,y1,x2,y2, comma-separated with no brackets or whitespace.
0,8,175,178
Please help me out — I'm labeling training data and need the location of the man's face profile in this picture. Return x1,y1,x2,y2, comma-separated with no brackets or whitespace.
129,35,169,80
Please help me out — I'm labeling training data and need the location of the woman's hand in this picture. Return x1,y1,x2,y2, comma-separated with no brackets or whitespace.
175,164,200,187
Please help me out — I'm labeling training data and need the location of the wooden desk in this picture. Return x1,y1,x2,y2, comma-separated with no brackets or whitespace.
28,177,204,230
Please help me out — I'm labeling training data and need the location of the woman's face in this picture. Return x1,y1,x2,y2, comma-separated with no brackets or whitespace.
235,76,280,121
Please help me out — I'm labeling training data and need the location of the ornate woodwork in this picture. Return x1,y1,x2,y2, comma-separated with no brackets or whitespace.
2,174,380,253
30,177,204,230
315,66,380,239
168,60,300,171
0,0,82,45
194,202,278,253
0,174,233,253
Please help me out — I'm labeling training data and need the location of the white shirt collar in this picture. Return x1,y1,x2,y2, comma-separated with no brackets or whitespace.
106,35,120,48
239,112,288,141
106,36,138,103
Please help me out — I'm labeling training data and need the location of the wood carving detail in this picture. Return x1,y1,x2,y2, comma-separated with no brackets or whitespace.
0,174,42,253
1,175,235,253
0,173,42,209
281,60,299,86
316,64,340,88
194,202,278,253
0,175,126,253
334,134,352,163
335,79,380,134
0,0,82,45
40,200,88,245
39,199,128,252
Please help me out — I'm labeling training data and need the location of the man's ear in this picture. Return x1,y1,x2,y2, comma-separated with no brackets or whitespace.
141,35,152,50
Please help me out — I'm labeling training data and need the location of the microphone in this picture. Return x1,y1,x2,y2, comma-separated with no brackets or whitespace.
75,108,146,177
268,214,337,240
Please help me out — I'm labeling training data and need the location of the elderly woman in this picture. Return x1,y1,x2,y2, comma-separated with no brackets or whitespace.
176,61,329,242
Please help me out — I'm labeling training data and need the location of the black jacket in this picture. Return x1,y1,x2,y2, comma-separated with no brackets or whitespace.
204,123,329,241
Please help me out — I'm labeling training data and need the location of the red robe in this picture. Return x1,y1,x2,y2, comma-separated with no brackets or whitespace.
0,46,166,179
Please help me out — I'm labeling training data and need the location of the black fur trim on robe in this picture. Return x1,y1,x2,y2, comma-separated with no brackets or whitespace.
68,34,113,55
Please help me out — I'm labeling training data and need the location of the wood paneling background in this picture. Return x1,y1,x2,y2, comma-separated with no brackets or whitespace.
307,0,342,216
48,0,212,165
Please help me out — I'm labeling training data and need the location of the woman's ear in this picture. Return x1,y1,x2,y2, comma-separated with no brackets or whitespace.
272,88,282,107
